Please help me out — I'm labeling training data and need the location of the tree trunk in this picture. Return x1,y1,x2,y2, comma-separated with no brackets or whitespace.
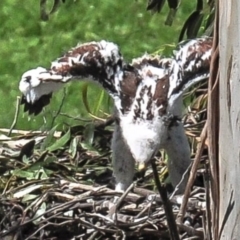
218,1,240,238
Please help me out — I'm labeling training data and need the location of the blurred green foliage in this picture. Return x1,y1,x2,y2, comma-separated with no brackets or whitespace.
0,0,195,130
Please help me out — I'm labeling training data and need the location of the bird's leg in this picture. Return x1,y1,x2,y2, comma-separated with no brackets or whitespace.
163,121,191,194
111,121,135,191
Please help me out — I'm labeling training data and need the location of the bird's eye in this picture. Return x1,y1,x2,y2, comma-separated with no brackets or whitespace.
25,76,31,82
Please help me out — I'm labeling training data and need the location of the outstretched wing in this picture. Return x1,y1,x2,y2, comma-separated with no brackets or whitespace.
50,40,124,95
19,37,212,117
19,40,124,115
168,37,212,105
117,37,212,119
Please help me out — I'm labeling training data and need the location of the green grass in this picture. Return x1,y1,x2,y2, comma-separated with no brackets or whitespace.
0,0,196,130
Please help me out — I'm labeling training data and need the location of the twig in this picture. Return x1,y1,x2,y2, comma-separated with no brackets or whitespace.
135,202,152,219
151,159,180,240
0,128,62,137
88,222,101,240
59,112,93,122
115,183,135,210
25,219,74,240
108,183,135,222
8,96,21,136
85,212,114,224
177,223,204,238
79,214,116,233
95,115,115,128
0,199,79,238
169,162,192,199
177,122,207,224
204,160,212,240
208,15,220,239
50,88,66,128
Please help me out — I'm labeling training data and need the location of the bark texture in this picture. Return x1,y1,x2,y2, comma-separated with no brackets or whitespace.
219,1,240,238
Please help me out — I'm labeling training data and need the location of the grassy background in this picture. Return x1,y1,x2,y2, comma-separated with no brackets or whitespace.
0,0,195,130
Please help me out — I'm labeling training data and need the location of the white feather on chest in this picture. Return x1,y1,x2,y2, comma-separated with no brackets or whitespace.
120,115,168,163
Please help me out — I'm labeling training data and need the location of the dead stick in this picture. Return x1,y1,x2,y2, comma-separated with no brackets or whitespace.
177,122,207,223
50,88,66,129
108,183,135,222
151,159,180,240
8,96,21,137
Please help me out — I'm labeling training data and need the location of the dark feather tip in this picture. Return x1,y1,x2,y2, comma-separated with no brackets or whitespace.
21,94,52,115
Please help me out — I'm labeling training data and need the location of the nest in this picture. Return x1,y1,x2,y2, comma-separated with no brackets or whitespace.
0,83,208,240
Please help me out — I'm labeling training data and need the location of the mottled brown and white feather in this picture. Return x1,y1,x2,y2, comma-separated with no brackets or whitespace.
119,55,172,163
168,37,212,105
19,41,124,115
18,37,213,192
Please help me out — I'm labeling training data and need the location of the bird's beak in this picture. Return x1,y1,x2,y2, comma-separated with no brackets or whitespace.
138,163,146,171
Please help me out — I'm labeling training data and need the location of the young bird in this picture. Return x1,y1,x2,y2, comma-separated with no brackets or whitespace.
19,37,212,193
